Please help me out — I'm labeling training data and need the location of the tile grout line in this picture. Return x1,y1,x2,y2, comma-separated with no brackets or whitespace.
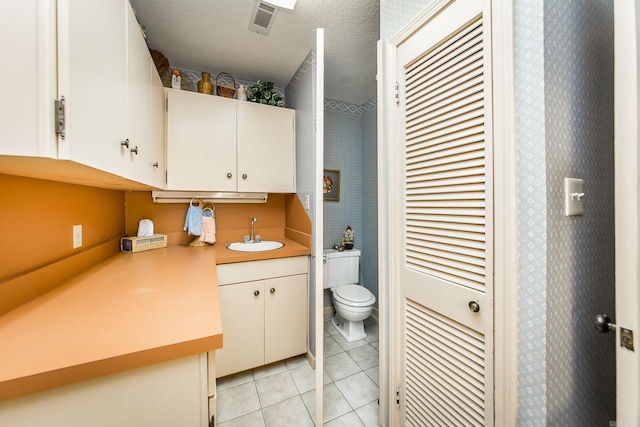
217,321,379,426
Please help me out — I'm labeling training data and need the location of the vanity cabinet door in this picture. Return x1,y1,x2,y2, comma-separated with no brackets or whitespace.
165,89,237,191
264,274,308,364
216,280,265,378
236,102,296,193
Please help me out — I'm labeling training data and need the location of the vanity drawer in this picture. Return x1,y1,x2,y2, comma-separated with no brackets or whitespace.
216,256,309,285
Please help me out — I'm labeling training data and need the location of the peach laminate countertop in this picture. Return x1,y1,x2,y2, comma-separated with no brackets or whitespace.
0,239,310,402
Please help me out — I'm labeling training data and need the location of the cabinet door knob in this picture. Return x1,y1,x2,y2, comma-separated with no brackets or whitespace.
242,174,248,179
254,290,260,296
120,139,130,149
152,162,159,168
270,287,275,294
130,146,138,155
227,173,232,178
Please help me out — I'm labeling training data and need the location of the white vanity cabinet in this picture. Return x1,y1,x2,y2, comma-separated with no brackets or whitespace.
215,256,308,378
0,0,165,189
165,89,296,193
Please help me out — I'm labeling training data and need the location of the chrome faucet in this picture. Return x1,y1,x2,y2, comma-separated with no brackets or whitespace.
250,217,257,242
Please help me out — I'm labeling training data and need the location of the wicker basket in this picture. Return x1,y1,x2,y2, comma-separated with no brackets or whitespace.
120,234,168,253
150,49,169,74
215,72,236,98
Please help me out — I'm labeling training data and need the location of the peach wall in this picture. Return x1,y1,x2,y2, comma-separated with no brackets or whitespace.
0,174,125,314
124,192,311,245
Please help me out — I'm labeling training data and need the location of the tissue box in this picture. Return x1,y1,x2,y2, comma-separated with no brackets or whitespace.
120,234,168,253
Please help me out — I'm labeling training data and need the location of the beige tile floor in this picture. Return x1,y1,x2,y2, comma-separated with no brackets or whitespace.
216,317,379,426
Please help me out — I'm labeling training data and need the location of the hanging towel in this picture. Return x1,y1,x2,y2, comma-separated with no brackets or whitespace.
199,212,216,244
184,205,203,236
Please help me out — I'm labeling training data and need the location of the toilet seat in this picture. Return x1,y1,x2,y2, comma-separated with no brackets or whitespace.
333,284,375,307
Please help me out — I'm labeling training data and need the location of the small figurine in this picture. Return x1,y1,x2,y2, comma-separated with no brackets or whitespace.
171,69,182,90
342,225,354,250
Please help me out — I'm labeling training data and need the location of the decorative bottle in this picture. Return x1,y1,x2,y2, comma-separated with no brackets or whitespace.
197,72,214,95
171,69,182,90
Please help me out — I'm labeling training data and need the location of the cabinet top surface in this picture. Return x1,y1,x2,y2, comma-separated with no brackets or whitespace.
0,246,223,402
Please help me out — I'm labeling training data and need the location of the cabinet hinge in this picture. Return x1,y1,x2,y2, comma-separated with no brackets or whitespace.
55,96,66,139
395,82,400,104
396,385,401,407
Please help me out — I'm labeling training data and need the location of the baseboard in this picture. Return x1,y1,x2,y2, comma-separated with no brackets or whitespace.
324,306,335,322
305,351,316,369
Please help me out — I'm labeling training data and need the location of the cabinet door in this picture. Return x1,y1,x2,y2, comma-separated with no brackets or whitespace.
57,0,128,176
0,0,57,158
125,4,164,188
264,274,308,364
166,90,237,191
236,102,296,192
216,280,265,378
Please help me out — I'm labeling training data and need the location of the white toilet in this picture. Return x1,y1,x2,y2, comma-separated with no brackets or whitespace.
323,248,376,342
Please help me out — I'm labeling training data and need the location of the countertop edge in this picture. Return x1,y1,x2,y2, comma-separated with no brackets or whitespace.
0,335,222,402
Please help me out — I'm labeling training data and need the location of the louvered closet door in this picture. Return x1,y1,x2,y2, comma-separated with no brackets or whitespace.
395,0,494,425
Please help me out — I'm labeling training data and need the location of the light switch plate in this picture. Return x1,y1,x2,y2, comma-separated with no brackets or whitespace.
564,178,584,216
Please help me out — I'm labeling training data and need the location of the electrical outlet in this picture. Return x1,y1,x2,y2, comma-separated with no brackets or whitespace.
73,224,82,249
304,194,310,210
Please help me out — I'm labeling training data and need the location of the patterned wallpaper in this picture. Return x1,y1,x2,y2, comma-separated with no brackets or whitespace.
381,0,436,40
515,0,547,424
286,50,318,356
323,98,378,306
544,1,615,425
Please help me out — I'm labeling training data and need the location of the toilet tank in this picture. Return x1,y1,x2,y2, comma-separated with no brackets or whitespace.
323,249,361,289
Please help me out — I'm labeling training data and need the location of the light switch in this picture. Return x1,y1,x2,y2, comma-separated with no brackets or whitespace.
564,178,584,216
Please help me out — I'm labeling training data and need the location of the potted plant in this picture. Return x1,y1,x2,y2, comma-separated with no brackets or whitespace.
248,80,285,107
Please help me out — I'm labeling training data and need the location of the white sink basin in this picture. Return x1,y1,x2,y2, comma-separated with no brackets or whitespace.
227,241,284,252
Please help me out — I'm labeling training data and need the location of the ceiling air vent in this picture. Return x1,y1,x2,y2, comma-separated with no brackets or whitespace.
249,1,278,35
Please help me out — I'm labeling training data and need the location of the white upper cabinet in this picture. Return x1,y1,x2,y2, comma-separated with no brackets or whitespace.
0,0,164,189
124,3,165,188
165,89,237,191
237,102,296,193
165,89,296,193
0,0,57,158
57,0,129,177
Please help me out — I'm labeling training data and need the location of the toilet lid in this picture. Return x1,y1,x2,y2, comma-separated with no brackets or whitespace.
334,284,376,306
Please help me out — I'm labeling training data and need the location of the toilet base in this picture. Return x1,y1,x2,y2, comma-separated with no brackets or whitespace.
331,313,367,342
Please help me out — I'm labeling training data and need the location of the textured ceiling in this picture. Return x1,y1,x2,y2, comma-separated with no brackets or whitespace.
129,0,380,105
